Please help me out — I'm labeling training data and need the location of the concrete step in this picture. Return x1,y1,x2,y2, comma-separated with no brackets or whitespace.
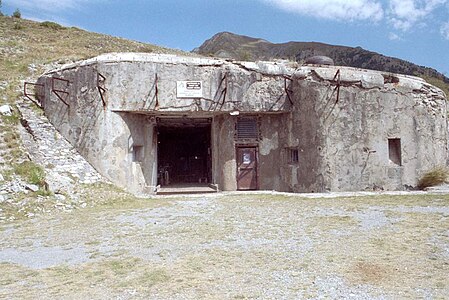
156,183,218,195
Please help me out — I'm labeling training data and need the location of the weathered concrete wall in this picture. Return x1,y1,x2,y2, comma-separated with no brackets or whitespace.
37,54,293,194
211,114,237,191
288,67,448,192
36,64,158,194
36,53,448,194
48,53,292,114
258,114,288,191
212,113,288,191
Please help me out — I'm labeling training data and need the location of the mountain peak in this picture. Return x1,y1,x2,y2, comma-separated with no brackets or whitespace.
194,32,448,95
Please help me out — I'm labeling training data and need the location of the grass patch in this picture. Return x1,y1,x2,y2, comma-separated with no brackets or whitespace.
13,23,23,30
137,268,170,286
40,21,65,30
1,113,20,125
417,166,449,190
1,194,448,298
109,258,140,275
0,169,14,181
3,131,19,144
13,161,46,186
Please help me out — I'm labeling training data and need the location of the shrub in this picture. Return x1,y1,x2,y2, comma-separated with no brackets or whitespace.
13,22,23,30
40,21,65,30
12,8,21,18
138,45,154,53
13,161,46,187
417,166,449,190
1,112,20,125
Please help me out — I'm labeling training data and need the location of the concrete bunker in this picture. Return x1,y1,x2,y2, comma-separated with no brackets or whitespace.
34,53,448,195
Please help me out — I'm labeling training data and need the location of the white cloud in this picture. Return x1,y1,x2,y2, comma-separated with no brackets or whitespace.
262,0,449,38
441,22,449,39
5,0,96,13
388,32,402,40
388,0,447,31
263,0,384,21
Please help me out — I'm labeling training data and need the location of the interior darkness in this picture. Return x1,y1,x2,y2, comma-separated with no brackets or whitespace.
157,125,211,185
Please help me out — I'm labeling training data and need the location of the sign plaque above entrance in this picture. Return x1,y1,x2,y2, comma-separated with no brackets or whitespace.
176,81,203,98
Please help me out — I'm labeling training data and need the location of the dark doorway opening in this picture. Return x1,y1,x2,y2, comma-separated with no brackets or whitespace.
157,119,211,186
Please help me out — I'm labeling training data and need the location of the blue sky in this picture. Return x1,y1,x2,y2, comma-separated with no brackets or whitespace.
2,0,449,75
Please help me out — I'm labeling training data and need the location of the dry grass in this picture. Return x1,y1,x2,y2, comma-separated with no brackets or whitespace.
0,15,189,105
417,166,449,189
0,15,193,184
0,193,448,299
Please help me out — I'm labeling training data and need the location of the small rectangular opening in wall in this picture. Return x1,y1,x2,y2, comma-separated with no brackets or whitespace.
286,148,299,164
388,138,401,166
132,145,144,162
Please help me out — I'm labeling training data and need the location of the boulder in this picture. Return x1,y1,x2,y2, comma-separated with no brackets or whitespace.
25,184,39,192
0,105,12,116
304,56,334,66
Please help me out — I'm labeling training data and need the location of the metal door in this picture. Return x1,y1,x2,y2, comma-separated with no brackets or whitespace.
236,146,258,190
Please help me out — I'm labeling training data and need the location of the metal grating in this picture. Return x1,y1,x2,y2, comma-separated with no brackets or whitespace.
287,148,299,164
236,118,258,140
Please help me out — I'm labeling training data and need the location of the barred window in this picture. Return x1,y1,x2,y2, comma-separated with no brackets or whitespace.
286,148,299,164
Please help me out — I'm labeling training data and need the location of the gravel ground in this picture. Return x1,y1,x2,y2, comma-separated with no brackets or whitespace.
0,192,448,299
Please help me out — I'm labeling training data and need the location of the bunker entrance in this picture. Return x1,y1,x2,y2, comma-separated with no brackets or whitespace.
157,118,212,186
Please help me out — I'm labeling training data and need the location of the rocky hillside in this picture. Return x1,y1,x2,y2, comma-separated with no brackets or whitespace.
194,32,449,96
0,16,189,221
0,16,188,106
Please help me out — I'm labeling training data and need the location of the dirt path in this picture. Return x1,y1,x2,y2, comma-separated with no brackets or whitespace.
1,193,448,299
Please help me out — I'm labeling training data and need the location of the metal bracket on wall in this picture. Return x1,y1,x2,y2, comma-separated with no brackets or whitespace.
154,73,159,110
332,69,341,103
24,82,44,106
284,76,294,106
210,73,228,111
97,72,107,107
51,77,70,106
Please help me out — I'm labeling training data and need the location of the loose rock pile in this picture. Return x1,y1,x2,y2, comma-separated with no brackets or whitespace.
17,97,104,190
0,96,105,222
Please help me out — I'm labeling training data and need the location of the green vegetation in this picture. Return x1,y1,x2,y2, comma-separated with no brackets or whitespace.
0,15,190,194
420,75,449,97
13,22,23,30
0,15,187,105
1,111,20,125
12,9,21,19
238,49,252,61
417,166,449,190
40,21,65,30
13,161,46,187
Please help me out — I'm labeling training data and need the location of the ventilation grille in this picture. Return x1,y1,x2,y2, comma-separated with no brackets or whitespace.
286,148,299,164
236,118,258,140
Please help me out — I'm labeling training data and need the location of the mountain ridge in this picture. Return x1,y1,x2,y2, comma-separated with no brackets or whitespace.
194,32,449,96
